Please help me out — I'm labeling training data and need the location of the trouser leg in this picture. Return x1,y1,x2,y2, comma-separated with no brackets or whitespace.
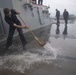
57,19,58,24
6,27,15,48
65,19,67,24
66,19,68,24
57,18,60,24
38,0,40,4
41,0,43,5
17,28,27,46
64,19,66,24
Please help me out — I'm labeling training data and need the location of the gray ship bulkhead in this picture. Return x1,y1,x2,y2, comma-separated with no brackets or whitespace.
0,0,52,46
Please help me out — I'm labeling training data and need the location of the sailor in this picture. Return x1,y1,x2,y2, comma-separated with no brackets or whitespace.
3,8,28,50
55,9,60,24
63,9,69,25
38,0,43,5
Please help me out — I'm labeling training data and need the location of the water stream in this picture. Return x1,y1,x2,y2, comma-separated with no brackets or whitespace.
0,39,62,74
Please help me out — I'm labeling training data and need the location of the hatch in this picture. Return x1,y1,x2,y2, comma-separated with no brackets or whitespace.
0,8,5,36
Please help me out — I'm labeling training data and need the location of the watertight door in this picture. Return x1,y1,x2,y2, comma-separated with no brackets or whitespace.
0,8,4,36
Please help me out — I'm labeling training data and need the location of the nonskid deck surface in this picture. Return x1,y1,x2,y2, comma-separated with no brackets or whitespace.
0,39,60,74
0,36,76,75
0,20,76,75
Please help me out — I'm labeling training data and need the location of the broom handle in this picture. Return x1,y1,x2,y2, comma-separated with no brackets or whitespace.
18,14,36,37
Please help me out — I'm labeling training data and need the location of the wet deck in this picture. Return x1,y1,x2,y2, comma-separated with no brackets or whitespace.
0,20,76,75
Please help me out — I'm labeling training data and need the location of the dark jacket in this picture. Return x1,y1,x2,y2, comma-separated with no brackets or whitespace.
63,11,69,19
5,9,21,27
56,10,60,18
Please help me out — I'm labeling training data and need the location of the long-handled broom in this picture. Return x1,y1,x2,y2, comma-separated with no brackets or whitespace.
18,14,46,46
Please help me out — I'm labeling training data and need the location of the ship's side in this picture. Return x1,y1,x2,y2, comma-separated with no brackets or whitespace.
0,0,52,46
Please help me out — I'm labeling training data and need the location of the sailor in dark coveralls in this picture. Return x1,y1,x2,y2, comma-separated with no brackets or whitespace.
38,0,43,5
63,9,69,25
55,9,60,24
3,8,28,50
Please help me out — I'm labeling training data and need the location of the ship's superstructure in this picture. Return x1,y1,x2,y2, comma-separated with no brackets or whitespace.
0,0,52,46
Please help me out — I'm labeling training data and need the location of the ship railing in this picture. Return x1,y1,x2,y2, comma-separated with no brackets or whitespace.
23,0,50,12
29,0,50,14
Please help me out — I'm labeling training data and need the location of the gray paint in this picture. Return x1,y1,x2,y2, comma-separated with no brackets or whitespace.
0,0,13,9
0,0,52,46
